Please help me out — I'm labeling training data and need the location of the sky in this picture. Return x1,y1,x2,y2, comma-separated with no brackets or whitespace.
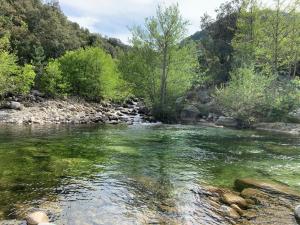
59,0,272,44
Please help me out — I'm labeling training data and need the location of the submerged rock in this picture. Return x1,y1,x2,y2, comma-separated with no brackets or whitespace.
26,211,49,225
215,116,238,128
253,122,300,135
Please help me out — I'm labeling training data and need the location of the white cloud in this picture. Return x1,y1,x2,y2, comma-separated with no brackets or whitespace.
59,0,270,43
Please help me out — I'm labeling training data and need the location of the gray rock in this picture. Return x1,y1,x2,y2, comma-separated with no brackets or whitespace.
31,90,44,97
288,108,300,123
8,102,23,110
180,105,200,122
215,116,238,128
197,89,211,104
295,205,300,221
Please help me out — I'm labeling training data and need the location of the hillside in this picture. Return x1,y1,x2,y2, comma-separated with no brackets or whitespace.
0,0,128,65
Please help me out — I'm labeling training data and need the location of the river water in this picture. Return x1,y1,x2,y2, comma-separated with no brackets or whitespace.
0,124,299,224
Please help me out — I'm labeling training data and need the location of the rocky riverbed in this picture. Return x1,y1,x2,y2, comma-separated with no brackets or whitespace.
2,178,299,225
0,94,154,125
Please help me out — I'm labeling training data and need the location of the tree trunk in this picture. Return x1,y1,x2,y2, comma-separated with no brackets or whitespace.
160,47,168,108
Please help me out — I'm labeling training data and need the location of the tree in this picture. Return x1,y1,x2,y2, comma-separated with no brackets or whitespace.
287,0,300,77
232,0,300,76
128,4,198,119
232,0,261,66
198,0,241,84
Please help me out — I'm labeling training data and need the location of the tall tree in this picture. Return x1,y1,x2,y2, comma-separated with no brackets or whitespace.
131,4,190,107
124,4,198,120
198,0,241,84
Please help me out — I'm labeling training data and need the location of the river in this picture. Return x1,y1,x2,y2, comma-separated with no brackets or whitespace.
0,124,299,224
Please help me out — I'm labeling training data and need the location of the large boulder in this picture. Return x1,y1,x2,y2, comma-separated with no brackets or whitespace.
197,89,211,104
215,116,238,128
288,108,300,123
26,211,49,225
235,178,300,199
180,105,201,122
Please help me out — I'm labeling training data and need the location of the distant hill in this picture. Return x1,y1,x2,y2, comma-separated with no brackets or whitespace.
184,30,207,43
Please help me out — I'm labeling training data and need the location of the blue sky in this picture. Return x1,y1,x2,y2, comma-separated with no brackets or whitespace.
59,0,272,43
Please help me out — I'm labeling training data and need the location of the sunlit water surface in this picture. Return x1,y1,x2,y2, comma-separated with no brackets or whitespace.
0,124,299,224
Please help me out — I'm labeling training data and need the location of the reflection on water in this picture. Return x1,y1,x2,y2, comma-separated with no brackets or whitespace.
0,124,299,224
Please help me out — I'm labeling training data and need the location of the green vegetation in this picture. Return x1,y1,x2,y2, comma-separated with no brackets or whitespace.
214,0,300,125
40,47,128,100
0,0,299,124
120,4,198,121
215,67,300,126
0,36,36,97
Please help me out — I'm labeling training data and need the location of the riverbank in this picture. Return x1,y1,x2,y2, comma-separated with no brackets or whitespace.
0,94,153,125
178,87,300,135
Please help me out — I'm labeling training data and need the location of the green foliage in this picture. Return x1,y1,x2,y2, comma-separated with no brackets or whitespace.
216,67,274,125
196,0,241,85
123,4,198,121
40,60,68,97
265,78,300,120
0,50,36,97
40,47,129,100
0,0,127,65
16,64,36,94
232,0,300,76
59,47,125,100
215,67,300,126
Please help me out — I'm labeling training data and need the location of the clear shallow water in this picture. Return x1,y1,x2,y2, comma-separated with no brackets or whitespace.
0,124,299,224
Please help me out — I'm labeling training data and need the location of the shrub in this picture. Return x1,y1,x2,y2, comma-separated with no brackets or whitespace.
215,67,300,126
0,51,36,97
40,60,69,97
58,47,127,101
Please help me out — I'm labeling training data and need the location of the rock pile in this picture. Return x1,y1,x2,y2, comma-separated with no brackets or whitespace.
194,178,300,225
0,97,154,125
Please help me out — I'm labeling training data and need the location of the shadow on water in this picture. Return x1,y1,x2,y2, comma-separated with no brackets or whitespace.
0,124,299,224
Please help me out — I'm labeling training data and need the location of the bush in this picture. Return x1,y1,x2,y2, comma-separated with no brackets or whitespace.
215,67,300,126
40,60,69,97
0,51,36,97
39,47,130,101
59,47,127,101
